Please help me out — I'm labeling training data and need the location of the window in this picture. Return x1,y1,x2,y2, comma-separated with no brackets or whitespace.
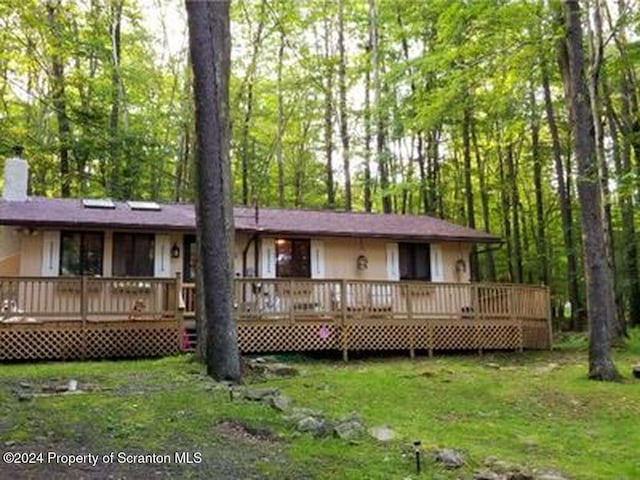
276,239,310,278
113,233,154,277
60,231,103,276
399,243,431,281
183,235,197,282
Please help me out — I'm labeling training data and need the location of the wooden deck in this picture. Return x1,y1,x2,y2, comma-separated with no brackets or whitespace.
0,276,182,360
0,277,551,361
184,279,551,359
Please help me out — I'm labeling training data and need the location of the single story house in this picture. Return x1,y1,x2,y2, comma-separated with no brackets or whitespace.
0,156,551,360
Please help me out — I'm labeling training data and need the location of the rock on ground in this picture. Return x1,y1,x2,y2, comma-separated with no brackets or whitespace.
433,448,465,469
243,388,280,401
369,425,396,442
269,395,292,412
296,416,332,437
334,419,365,441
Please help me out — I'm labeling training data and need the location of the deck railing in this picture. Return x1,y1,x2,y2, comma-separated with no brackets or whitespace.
182,279,548,322
182,278,551,357
0,275,183,360
0,275,182,322
0,276,550,360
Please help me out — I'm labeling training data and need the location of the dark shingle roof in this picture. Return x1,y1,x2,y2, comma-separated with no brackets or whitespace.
0,197,499,243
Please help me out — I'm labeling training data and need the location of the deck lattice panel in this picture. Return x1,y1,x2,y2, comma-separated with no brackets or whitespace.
0,327,84,360
522,320,550,349
86,324,178,358
345,322,412,350
0,318,548,361
0,321,179,360
237,323,339,352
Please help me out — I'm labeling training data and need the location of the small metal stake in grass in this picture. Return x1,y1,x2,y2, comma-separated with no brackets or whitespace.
413,440,421,474
228,385,233,402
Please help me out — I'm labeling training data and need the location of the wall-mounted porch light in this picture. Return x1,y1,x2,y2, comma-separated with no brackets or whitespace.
171,243,181,258
357,254,369,270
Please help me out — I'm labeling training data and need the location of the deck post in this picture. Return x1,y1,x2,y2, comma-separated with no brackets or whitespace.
510,286,523,353
406,284,415,359
340,279,348,362
175,273,184,352
289,279,295,325
472,284,482,355
427,286,434,357
81,275,88,359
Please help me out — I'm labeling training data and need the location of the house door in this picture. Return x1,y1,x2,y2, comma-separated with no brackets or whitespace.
183,235,197,282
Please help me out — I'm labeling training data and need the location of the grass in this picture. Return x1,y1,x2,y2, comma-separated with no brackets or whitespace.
1,331,639,479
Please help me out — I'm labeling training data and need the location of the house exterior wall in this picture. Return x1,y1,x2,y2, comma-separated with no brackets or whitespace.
3,224,472,284
234,233,251,277
323,237,388,280
255,235,472,283
0,227,20,275
19,232,42,276
441,243,471,282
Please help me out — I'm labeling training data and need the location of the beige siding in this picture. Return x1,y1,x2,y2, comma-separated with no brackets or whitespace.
323,237,389,280
234,233,250,277
19,232,43,276
255,235,472,283
441,243,472,283
169,232,183,278
0,226,20,275
5,226,472,283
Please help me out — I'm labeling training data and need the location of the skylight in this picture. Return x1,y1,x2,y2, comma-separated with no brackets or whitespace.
82,199,115,209
127,201,161,211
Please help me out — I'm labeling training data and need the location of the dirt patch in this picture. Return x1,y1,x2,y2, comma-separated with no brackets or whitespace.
216,419,279,443
0,423,296,480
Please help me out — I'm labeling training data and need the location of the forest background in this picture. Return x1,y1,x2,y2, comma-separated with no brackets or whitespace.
1,0,639,331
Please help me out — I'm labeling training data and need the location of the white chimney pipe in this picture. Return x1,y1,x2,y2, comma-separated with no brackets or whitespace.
3,153,29,202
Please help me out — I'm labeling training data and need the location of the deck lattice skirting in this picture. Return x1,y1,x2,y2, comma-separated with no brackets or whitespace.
203,279,551,359
234,319,548,357
0,277,551,361
0,320,179,360
0,276,182,360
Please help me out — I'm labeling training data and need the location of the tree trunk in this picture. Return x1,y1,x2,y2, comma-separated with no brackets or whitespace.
472,121,495,281
428,129,443,218
338,0,351,211
363,10,373,212
108,0,129,198
506,143,523,283
369,0,391,213
529,82,548,285
498,141,514,282
606,0,640,327
186,0,241,382
562,0,619,381
323,13,335,209
604,76,637,335
416,133,429,214
616,73,640,328
238,0,267,206
276,27,285,207
46,0,71,197
541,60,582,329
462,106,478,281
586,0,625,339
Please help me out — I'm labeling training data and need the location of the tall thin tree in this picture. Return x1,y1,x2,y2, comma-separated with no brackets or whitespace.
186,0,241,381
561,0,619,381
46,0,71,197
338,0,351,210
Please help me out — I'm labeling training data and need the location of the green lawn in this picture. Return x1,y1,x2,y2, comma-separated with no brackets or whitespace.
1,330,639,479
